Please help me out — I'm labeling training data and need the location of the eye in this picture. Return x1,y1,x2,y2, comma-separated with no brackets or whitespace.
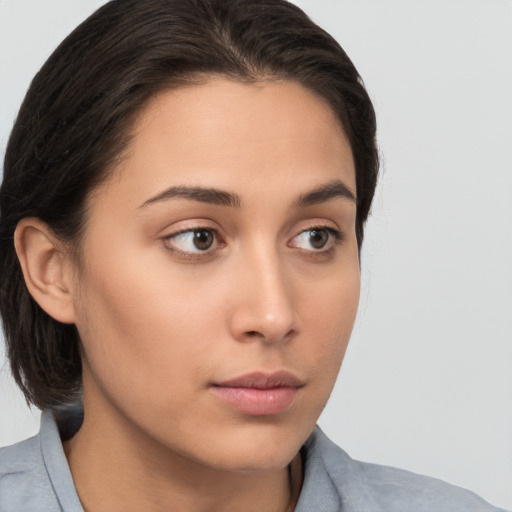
290,227,342,252
163,228,219,254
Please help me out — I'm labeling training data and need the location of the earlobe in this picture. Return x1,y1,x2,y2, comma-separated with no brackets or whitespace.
14,218,77,324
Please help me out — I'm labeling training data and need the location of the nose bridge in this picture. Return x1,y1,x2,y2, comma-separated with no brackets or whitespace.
229,240,298,343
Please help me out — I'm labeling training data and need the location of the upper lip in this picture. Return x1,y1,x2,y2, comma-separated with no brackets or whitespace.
213,371,304,389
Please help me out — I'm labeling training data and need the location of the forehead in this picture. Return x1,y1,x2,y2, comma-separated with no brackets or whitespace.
97,78,355,208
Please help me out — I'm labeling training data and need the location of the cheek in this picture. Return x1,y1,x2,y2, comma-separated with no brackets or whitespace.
287,278,358,431
73,247,219,403
299,254,360,339
301,260,360,375
73,227,359,423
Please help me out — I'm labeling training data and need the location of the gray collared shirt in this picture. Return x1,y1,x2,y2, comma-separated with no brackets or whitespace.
0,411,507,512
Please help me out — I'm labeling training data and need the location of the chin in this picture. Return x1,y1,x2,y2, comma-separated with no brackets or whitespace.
206,445,298,474
188,418,312,473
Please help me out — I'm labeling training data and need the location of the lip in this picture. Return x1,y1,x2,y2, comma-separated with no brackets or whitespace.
210,371,303,416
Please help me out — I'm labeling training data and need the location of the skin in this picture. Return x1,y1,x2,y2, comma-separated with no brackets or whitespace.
19,78,360,512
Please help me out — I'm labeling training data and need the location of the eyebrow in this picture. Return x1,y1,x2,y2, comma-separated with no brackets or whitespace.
293,180,356,207
139,179,356,210
140,185,242,209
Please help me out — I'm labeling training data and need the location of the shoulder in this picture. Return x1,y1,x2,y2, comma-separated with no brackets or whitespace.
302,428,507,512
0,435,45,488
1,434,40,470
0,434,61,512
349,458,503,512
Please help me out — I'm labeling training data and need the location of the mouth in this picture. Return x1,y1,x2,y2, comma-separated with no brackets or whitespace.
210,371,304,416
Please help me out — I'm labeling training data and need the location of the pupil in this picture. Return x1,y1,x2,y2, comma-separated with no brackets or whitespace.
193,230,214,250
310,230,328,249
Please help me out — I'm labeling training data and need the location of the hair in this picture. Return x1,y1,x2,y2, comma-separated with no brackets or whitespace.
0,0,379,409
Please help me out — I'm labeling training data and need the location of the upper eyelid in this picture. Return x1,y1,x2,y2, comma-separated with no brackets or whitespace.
163,223,342,238
161,223,343,251
164,224,340,236
162,221,220,238
292,223,343,238
291,226,343,245
164,227,221,243
167,226,217,238
162,228,222,258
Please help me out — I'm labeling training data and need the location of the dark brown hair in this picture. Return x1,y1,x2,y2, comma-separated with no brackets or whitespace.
0,0,379,409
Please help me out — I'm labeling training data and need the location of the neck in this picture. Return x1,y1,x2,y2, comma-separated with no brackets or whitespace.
63,403,303,512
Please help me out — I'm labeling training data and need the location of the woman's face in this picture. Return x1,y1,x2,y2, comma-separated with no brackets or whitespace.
71,78,359,472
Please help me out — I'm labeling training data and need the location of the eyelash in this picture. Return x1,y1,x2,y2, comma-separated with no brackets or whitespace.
162,226,224,260
290,226,344,256
162,225,344,259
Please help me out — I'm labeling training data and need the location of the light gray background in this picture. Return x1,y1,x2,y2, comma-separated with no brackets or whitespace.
0,1,511,509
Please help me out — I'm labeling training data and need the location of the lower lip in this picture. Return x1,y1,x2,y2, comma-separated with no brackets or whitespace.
211,386,298,416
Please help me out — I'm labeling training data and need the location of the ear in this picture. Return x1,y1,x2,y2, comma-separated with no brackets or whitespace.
14,218,77,324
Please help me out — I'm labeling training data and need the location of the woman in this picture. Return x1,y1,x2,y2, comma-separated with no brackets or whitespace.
0,1,506,511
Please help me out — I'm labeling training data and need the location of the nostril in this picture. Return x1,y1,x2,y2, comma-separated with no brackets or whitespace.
242,328,297,343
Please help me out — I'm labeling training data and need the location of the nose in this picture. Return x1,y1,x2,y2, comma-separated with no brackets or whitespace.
228,249,299,344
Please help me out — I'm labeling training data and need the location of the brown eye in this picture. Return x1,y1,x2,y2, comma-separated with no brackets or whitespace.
290,227,343,252
193,229,214,250
308,229,329,249
164,228,218,255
